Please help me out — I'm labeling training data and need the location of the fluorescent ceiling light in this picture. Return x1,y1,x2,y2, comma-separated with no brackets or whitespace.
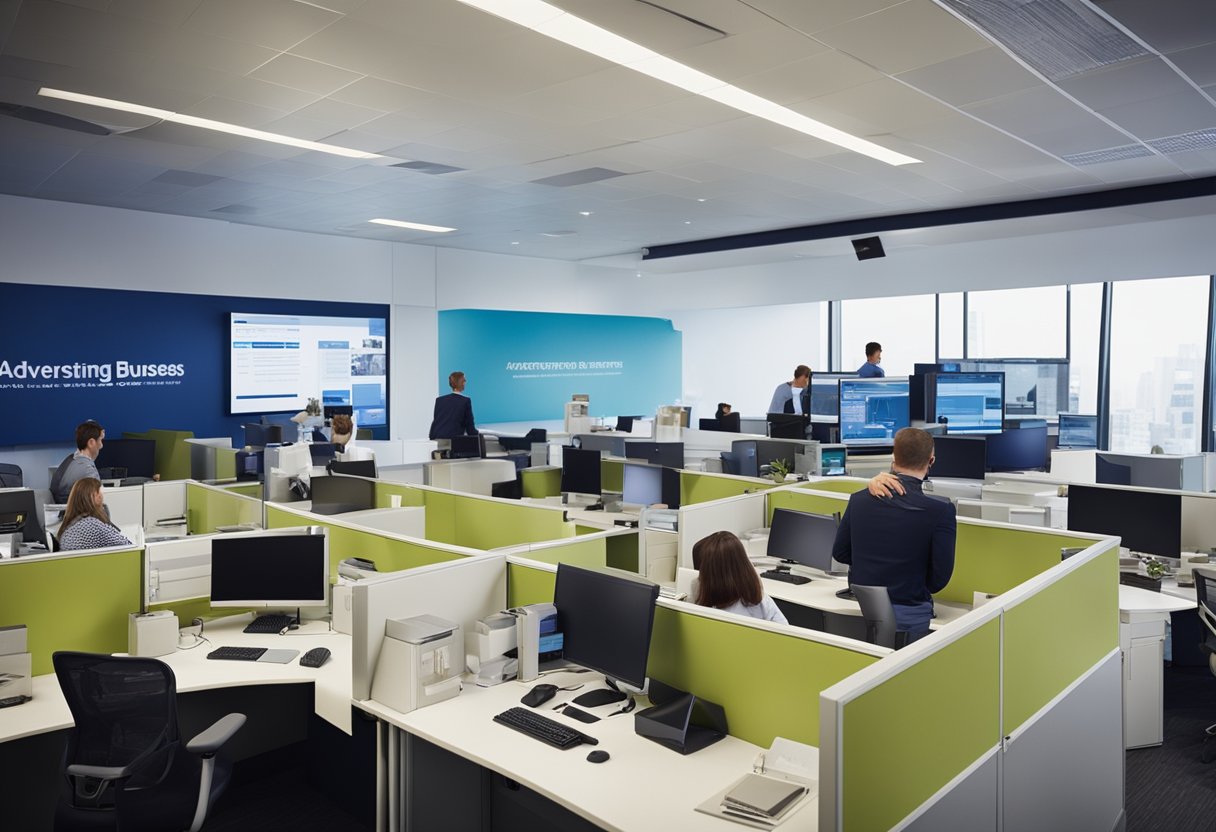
38,88,385,160
368,218,457,233
453,0,920,166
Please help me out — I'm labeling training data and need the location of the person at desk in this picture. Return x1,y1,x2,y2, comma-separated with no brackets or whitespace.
857,342,885,377
832,428,956,636
767,365,811,415
59,478,132,550
429,371,477,450
50,420,105,503
693,531,788,624
330,413,354,449
716,403,732,420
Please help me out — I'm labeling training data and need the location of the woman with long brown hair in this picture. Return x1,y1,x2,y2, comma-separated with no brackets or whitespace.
59,478,132,550
692,531,787,623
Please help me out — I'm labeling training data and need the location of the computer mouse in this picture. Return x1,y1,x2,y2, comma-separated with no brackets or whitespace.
520,683,557,708
586,750,610,764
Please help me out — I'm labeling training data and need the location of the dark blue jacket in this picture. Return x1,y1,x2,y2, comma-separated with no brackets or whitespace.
831,473,956,606
429,393,476,440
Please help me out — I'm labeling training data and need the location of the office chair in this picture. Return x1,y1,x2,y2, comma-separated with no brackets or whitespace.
53,651,245,832
1194,569,1216,762
851,585,911,649
718,412,741,433
0,463,23,488
615,416,634,433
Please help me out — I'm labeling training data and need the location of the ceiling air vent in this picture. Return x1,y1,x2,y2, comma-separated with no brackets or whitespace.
936,0,1150,81
531,167,628,187
210,204,259,215
390,160,465,175
1145,128,1216,155
1061,143,1154,165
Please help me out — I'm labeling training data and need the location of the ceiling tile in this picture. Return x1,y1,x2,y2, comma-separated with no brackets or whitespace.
1058,57,1200,111
897,47,1043,107
1099,90,1216,139
248,53,363,96
1169,42,1216,89
184,0,342,52
1096,0,1216,54
735,50,886,105
745,0,907,35
813,0,991,75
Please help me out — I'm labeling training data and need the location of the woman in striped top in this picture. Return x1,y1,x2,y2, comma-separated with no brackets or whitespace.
59,478,132,550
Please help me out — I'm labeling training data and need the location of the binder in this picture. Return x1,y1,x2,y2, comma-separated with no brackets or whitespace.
695,737,817,829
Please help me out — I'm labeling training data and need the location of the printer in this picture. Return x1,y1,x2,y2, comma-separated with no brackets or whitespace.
371,614,462,714
466,612,518,687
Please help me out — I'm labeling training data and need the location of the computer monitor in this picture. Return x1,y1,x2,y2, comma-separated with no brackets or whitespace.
838,378,910,449
698,418,719,431
766,413,808,439
244,423,283,448
491,479,521,499
615,416,634,433
554,563,660,705
95,438,156,479
0,487,45,545
310,474,376,515
1067,484,1181,559
934,372,1004,434
323,404,353,420
810,374,854,420
624,442,683,469
209,530,330,612
985,426,1048,472
327,459,377,479
561,447,602,496
621,462,662,507
450,435,486,459
717,412,741,433
1058,414,1098,449
765,508,839,579
235,450,263,481
929,436,987,480
729,441,760,477
577,434,627,457
308,442,337,466
820,445,847,476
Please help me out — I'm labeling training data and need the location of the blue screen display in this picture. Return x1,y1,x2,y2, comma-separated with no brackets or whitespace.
1058,414,1098,448
838,379,910,447
935,372,1004,434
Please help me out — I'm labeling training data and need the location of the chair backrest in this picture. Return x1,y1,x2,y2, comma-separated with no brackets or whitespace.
525,428,548,443
719,412,742,433
0,463,22,488
615,416,634,433
852,585,899,649
1194,569,1216,653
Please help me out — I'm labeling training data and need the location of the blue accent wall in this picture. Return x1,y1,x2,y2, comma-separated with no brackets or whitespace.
438,309,682,424
0,283,388,446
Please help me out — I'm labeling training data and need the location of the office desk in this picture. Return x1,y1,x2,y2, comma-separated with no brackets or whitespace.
356,670,817,832
1119,585,1195,748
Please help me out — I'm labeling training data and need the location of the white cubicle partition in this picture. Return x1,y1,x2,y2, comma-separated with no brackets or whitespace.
1050,449,1096,483
142,480,188,539
352,554,507,702
677,491,767,568
1181,491,1216,551
424,458,518,496
97,483,144,529
335,506,426,538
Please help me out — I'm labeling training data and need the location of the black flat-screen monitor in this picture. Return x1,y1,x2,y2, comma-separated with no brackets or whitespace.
717,412,741,433
491,479,521,499
577,434,626,457
929,436,987,480
562,447,602,495
838,378,910,448
95,438,156,479
986,426,1048,472
210,532,330,610
810,374,855,420
310,474,377,515
328,459,377,478
698,418,719,431
244,423,283,448
1058,414,1098,449
934,372,1004,434
554,563,659,692
1067,484,1181,559
323,404,353,420
615,416,634,433
0,487,45,544
235,450,263,481
767,508,838,573
450,435,486,459
767,413,807,439
308,442,337,465
624,442,683,469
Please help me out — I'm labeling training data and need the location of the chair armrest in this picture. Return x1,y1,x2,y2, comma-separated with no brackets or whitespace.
66,763,133,781
186,713,246,756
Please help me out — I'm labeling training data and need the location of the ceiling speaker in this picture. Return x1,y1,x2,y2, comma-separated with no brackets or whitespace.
851,236,885,261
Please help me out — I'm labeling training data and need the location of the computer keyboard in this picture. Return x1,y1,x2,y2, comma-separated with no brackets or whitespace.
207,646,267,662
492,707,598,750
243,614,295,634
761,569,811,585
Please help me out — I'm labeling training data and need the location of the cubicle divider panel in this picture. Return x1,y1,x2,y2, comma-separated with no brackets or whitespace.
797,478,869,496
506,559,557,608
834,619,1002,832
605,530,639,573
647,603,880,749
222,482,263,498
601,458,623,494
0,548,142,676
520,467,561,498
765,488,850,523
450,495,574,550
680,471,774,506
125,429,194,481
215,447,236,481
373,482,428,510
1001,547,1119,735
186,481,261,535
516,536,608,570
943,523,1099,605
678,492,768,568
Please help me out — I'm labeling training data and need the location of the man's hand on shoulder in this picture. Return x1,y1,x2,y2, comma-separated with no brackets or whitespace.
867,471,905,499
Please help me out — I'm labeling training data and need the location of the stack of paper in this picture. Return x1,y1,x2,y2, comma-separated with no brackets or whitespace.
719,774,806,826
695,736,817,829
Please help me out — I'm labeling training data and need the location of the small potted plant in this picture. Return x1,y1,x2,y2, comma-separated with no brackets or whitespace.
768,458,792,484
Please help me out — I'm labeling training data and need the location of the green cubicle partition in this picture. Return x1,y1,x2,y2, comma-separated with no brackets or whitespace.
506,560,557,608
680,471,775,506
123,428,194,481
520,467,561,498
221,482,263,498
601,458,623,494
0,547,142,676
517,536,609,570
372,482,573,549
798,478,868,496
186,481,260,535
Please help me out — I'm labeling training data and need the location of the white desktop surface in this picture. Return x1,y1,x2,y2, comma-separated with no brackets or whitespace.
0,616,353,744
357,670,817,832
1119,584,1195,616
759,570,971,628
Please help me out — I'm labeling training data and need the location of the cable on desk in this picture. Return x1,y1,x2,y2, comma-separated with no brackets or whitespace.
177,633,211,651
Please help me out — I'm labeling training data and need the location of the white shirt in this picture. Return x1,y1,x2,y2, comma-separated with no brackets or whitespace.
718,596,788,624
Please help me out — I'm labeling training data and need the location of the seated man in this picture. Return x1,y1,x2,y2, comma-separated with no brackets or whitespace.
832,428,956,636
50,420,106,504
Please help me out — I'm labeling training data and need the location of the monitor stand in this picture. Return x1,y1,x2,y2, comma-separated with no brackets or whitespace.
572,677,628,707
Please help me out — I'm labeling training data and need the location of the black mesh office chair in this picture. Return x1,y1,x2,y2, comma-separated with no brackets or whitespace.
851,585,912,649
1194,569,1216,762
53,652,245,832
0,463,22,488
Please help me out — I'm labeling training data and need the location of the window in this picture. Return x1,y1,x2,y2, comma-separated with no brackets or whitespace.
839,294,935,377
966,286,1067,358
1068,283,1102,415
938,293,963,359
1108,275,1209,454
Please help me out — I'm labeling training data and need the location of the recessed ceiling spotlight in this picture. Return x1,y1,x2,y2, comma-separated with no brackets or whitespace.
579,211,593,216
684,221,691,224
696,198,708,203
511,241,520,245
368,218,456,232
539,230,576,237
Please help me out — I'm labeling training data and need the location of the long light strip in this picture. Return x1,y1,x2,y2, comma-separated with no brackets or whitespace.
38,88,385,160
453,0,921,166
369,218,457,232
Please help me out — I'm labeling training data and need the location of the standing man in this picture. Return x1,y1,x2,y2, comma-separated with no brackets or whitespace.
857,342,885,377
832,428,956,637
50,420,105,503
429,371,477,450
767,365,811,415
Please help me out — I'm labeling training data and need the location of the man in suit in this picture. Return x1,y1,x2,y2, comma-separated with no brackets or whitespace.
429,371,477,448
832,428,956,637
767,364,811,415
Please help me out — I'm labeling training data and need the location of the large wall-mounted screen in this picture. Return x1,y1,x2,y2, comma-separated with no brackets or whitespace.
230,313,387,427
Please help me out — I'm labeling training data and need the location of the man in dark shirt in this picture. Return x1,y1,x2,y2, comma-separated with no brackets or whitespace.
832,427,956,636
428,371,477,447
50,420,105,503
